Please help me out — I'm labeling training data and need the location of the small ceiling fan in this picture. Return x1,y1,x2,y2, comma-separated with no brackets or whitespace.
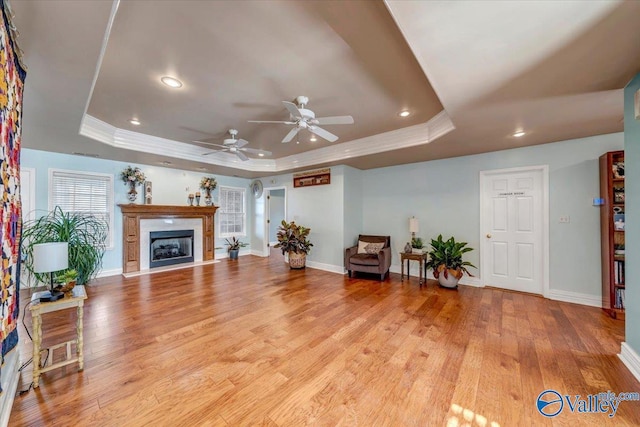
195,129,271,161
248,95,354,143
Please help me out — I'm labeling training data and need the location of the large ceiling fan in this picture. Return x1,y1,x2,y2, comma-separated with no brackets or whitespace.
196,129,271,161
249,95,354,143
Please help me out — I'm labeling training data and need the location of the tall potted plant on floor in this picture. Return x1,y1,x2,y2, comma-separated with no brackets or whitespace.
274,220,313,269
425,234,476,289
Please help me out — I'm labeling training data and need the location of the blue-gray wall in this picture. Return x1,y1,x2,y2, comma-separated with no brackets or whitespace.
624,74,640,354
21,148,252,274
361,133,623,296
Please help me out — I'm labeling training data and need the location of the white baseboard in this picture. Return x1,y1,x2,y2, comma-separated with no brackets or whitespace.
0,348,20,427
389,264,481,287
547,289,601,308
306,260,345,275
619,342,640,383
96,268,122,278
217,249,252,259
251,249,268,257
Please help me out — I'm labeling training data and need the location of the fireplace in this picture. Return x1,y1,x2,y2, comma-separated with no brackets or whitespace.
149,230,194,268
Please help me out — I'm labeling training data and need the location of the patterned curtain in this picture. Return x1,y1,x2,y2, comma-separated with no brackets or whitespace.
0,0,27,391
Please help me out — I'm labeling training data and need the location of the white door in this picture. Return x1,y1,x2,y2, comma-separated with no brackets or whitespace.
480,166,548,295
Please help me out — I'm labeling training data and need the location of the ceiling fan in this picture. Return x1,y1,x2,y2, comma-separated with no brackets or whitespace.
248,95,354,143
195,129,271,161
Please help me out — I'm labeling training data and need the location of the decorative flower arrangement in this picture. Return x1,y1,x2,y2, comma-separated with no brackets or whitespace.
120,166,146,186
199,176,217,192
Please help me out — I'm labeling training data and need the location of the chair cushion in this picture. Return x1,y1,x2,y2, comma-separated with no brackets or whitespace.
357,240,369,254
349,253,380,266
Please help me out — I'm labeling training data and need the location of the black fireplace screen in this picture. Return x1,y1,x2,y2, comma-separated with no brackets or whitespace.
149,229,194,268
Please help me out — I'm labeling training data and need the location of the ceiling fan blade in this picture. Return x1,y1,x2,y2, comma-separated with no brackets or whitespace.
193,141,228,149
282,127,300,143
309,126,338,142
248,120,295,124
236,151,249,161
235,139,249,148
314,115,354,125
282,101,302,119
241,147,272,156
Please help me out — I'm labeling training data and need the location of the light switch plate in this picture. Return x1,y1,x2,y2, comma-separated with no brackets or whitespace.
559,216,570,223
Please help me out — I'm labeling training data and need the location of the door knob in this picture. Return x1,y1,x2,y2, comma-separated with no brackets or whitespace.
486,234,492,238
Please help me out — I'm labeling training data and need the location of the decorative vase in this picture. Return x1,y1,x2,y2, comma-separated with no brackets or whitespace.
288,251,306,269
205,189,212,206
412,247,423,254
404,242,412,253
195,195,201,206
127,183,137,203
229,249,239,260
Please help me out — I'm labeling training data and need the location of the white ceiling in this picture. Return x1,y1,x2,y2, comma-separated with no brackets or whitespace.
10,0,640,178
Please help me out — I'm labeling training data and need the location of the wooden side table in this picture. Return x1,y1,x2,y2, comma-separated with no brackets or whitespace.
29,285,87,388
400,252,428,285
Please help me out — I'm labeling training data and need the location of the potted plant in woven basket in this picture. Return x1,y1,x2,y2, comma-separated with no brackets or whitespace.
425,234,476,289
274,220,313,269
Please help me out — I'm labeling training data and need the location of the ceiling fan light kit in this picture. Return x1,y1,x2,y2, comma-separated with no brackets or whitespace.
248,95,354,144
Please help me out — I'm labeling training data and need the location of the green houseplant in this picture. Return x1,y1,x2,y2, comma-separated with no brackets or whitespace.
54,269,78,293
225,237,248,260
274,220,313,269
411,237,424,253
425,234,476,288
22,206,108,286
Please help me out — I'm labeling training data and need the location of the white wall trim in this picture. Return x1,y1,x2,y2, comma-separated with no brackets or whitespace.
478,164,550,297
19,167,36,223
619,342,640,383
96,268,122,278
262,186,288,257
547,289,601,307
217,249,252,259
80,111,454,173
251,249,268,257
306,260,346,275
0,348,20,427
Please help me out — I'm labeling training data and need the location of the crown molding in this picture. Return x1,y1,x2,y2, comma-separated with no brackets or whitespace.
79,110,454,172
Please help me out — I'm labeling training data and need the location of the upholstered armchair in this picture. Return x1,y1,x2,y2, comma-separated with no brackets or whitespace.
345,235,391,281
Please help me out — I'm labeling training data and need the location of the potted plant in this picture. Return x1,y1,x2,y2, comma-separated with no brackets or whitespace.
411,237,424,253
224,237,248,260
54,269,78,293
21,206,108,286
274,220,313,269
425,234,476,289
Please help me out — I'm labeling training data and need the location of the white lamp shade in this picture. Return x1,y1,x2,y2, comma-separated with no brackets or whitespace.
409,217,419,233
33,242,69,273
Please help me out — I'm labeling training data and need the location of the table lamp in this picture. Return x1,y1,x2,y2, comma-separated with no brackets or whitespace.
33,242,68,302
409,216,419,240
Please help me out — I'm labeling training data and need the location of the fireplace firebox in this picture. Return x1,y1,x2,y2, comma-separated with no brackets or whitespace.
149,230,194,268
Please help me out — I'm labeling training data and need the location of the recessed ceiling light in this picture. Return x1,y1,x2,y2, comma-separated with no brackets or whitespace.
160,76,183,88
161,161,171,166
197,167,207,171
310,136,317,142
399,110,411,117
296,141,300,144
129,119,141,126
513,131,526,138
258,153,264,157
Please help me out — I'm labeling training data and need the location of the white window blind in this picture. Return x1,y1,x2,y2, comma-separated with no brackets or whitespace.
49,169,114,248
219,186,246,237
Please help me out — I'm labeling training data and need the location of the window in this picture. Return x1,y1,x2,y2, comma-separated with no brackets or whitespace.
218,186,246,237
49,169,114,249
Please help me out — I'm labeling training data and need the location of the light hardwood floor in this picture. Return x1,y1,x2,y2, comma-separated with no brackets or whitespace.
10,253,640,426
